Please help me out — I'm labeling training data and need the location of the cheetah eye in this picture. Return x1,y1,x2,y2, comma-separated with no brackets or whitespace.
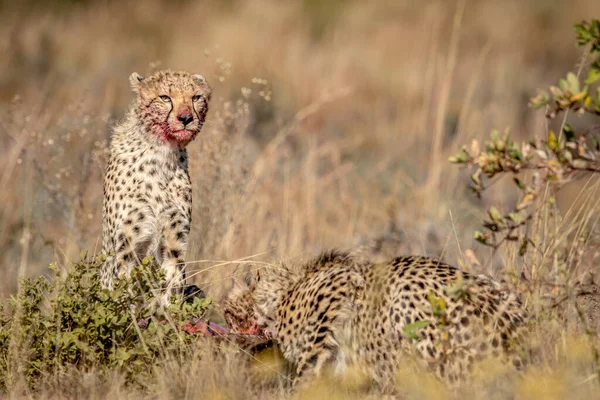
192,95,201,102
159,95,171,103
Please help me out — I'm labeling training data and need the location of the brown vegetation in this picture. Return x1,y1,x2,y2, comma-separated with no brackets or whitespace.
1,0,600,398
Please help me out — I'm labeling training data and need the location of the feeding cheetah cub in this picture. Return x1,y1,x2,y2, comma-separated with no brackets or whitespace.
222,251,530,391
101,70,211,301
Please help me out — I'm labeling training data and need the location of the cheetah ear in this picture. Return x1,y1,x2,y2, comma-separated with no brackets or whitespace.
192,74,206,83
243,272,253,287
231,277,249,292
129,72,145,92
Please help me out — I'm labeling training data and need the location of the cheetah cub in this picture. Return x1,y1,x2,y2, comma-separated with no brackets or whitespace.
101,70,212,301
222,251,530,391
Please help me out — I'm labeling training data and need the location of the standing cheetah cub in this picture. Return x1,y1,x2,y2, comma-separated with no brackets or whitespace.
222,251,530,391
101,70,211,301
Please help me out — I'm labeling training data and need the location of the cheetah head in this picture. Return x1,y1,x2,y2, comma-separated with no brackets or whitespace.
221,279,263,336
222,265,301,339
129,70,212,147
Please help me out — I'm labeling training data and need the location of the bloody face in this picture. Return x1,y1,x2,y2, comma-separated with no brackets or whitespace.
132,71,211,147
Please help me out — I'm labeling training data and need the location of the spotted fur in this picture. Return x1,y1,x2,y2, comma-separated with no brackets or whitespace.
222,251,530,391
101,70,212,299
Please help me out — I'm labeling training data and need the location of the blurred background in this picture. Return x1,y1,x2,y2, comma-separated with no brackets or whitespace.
1,0,600,299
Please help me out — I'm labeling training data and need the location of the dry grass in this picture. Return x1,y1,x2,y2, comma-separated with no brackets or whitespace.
1,0,600,398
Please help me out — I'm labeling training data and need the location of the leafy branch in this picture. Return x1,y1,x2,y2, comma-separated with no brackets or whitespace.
451,20,600,253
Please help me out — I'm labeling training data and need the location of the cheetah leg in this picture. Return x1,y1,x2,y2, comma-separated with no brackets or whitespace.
100,255,117,291
157,243,185,304
110,230,146,285
102,201,156,291
157,209,192,304
293,334,339,388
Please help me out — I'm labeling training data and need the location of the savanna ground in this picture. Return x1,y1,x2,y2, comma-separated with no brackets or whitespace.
1,0,600,398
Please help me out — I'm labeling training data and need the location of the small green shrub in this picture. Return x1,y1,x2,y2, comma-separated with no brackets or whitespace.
0,253,212,392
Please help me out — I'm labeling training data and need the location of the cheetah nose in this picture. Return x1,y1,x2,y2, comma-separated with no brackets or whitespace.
177,113,193,126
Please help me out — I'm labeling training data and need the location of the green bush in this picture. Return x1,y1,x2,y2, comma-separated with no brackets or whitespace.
0,253,212,392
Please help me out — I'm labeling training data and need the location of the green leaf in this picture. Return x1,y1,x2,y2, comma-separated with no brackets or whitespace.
474,230,488,244
585,68,600,85
449,148,471,164
507,212,522,223
574,23,593,45
427,292,447,318
445,280,471,301
402,320,430,340
559,79,568,91
148,321,158,335
508,148,523,161
142,256,153,266
529,90,549,108
488,207,504,225
490,129,500,141
572,159,589,169
566,72,580,93
563,150,573,162
548,130,559,150
470,171,481,186
199,297,213,309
